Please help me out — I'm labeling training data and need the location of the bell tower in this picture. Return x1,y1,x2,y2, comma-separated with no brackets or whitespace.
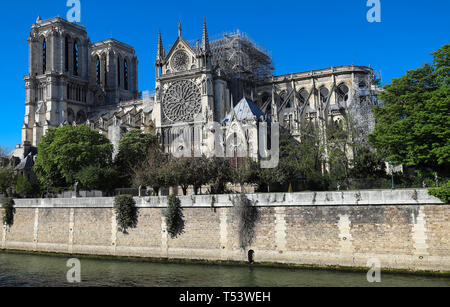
23,16,89,146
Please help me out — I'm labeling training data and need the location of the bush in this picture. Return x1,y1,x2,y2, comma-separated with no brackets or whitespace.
165,195,184,239
429,181,450,203
114,195,138,234
1,197,15,227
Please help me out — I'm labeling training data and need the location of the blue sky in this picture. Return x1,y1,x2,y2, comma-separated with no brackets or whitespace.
0,0,449,149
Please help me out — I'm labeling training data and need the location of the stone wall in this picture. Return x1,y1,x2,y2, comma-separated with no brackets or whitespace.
2,189,449,272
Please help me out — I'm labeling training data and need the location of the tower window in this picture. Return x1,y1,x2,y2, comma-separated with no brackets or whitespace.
124,59,129,90
42,39,47,74
96,57,101,84
73,41,79,76
65,37,69,72
319,87,329,104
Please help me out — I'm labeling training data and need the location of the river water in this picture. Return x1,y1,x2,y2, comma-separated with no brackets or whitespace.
0,252,448,287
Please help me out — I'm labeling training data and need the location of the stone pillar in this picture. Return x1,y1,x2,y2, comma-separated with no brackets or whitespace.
111,209,117,255
68,208,75,254
33,208,39,251
274,207,287,253
219,208,229,260
412,206,429,265
338,214,354,265
161,216,168,258
1,224,6,249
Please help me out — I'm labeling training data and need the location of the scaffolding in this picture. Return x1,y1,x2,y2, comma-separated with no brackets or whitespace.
209,30,274,82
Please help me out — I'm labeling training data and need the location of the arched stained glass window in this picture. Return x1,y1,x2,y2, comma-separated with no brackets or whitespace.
73,41,79,76
96,56,101,84
42,39,47,74
124,59,129,90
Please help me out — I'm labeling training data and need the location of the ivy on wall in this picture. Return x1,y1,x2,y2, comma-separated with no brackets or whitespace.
1,198,16,228
114,194,138,234
232,193,259,250
165,195,185,239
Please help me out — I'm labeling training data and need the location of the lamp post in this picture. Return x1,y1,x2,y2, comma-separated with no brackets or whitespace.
389,161,395,190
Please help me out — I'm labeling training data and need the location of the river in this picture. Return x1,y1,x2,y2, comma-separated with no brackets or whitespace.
0,252,448,287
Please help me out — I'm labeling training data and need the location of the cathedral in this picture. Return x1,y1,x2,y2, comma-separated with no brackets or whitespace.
11,15,382,169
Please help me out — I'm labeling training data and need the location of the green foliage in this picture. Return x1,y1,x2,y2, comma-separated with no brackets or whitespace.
115,130,158,186
207,158,233,194
114,194,138,234
33,125,113,189
165,195,184,239
76,166,119,193
133,145,168,195
0,167,17,197
232,193,259,250
429,181,450,203
15,175,37,198
370,44,450,174
351,147,386,179
232,158,259,192
1,198,15,227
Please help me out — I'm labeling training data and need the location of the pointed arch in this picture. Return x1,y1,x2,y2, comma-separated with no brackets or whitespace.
67,108,75,124
297,88,309,105
102,53,107,87
96,55,101,84
319,87,329,104
337,83,349,104
76,110,87,124
42,38,47,74
65,36,70,72
117,55,121,88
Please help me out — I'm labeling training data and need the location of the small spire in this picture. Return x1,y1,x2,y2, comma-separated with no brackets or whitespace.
156,28,165,63
201,17,210,52
178,20,182,37
36,15,42,23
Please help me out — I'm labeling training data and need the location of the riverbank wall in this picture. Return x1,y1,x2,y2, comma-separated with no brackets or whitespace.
2,189,449,272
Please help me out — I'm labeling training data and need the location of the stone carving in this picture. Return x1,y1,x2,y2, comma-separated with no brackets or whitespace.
163,80,201,122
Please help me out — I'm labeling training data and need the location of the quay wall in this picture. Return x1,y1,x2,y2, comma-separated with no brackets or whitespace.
1,189,449,272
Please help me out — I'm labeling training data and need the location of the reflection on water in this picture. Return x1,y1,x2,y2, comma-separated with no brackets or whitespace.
0,252,449,287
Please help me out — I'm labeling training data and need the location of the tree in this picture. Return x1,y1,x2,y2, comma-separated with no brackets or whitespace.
165,156,211,195
133,144,168,195
75,166,119,193
370,44,450,175
15,175,36,198
187,156,210,195
232,158,259,192
33,125,113,190
0,167,16,197
115,130,158,186
207,158,233,194
165,158,192,196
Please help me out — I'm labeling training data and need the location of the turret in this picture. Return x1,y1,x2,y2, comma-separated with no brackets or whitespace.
155,29,165,78
199,18,211,69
